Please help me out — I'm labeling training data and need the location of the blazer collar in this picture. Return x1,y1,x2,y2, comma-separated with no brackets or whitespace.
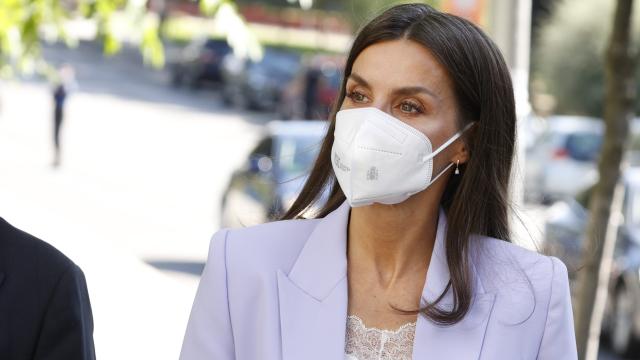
286,200,350,301
277,201,495,360
277,202,351,359
286,200,486,303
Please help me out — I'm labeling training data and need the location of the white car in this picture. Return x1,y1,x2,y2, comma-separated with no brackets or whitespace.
220,120,329,228
525,115,603,203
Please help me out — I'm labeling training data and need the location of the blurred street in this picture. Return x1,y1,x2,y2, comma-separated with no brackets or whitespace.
0,40,628,359
0,33,632,360
0,42,268,359
0,0,637,358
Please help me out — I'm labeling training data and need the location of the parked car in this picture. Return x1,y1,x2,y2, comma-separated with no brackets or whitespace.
220,47,302,111
220,120,328,228
519,111,547,153
543,167,640,357
169,37,232,89
525,115,603,203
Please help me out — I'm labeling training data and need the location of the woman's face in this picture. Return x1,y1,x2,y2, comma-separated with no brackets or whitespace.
340,39,465,169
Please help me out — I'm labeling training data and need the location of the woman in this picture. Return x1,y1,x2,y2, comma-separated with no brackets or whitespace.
180,3,577,360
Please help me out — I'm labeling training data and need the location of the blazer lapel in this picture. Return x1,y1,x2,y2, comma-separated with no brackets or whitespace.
412,207,496,360
277,202,351,360
277,203,497,360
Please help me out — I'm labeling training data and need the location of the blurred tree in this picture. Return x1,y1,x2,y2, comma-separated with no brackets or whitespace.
198,0,263,62
0,0,167,73
573,1,637,359
314,0,440,28
531,0,556,32
343,0,441,28
236,0,440,29
532,0,640,117
0,0,259,76
530,0,556,51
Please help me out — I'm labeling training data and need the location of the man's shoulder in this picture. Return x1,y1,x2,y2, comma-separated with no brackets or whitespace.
0,217,78,279
0,218,95,360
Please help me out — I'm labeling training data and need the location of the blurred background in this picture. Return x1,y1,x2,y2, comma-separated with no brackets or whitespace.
0,0,638,359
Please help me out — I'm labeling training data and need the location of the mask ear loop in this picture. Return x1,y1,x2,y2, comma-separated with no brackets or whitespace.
422,122,476,162
428,161,456,185
423,122,476,185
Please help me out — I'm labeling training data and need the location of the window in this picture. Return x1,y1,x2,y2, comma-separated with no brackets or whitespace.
251,137,273,158
565,132,602,162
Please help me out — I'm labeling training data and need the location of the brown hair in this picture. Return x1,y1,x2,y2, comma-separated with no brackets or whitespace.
281,3,516,325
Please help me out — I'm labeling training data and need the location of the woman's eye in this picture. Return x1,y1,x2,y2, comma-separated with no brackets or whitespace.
347,90,368,103
400,101,424,114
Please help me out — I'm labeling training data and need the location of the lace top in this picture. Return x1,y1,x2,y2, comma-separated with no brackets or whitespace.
344,315,416,360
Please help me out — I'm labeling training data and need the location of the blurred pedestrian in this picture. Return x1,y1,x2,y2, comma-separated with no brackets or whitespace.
303,59,320,120
0,217,96,359
51,64,76,168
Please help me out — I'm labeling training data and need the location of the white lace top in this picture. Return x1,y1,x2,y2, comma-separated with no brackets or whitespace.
344,315,416,360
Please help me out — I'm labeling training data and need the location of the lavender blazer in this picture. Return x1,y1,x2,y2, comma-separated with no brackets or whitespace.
180,201,578,359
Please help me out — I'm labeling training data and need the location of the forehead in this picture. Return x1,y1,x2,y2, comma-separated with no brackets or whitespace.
350,39,451,95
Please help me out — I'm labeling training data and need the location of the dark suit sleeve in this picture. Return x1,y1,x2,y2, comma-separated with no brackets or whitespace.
32,264,96,360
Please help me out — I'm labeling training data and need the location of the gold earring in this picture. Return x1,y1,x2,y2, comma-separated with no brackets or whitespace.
455,159,460,175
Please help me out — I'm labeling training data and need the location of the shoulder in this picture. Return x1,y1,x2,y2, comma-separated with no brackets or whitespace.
471,234,569,325
207,217,322,276
0,217,90,333
0,217,79,279
474,234,567,281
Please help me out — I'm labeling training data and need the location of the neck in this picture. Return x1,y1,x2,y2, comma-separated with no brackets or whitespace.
347,192,441,289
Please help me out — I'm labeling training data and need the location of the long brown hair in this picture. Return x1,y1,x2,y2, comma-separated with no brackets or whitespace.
281,3,516,325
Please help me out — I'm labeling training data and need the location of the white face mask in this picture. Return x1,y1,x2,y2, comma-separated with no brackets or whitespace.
331,107,473,207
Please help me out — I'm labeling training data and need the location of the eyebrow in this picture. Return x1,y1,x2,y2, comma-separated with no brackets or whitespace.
348,72,440,100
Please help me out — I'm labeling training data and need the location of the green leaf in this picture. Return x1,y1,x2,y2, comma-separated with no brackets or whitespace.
141,15,164,68
199,0,223,17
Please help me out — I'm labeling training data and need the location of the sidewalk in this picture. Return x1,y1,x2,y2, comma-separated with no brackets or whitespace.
0,73,260,358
